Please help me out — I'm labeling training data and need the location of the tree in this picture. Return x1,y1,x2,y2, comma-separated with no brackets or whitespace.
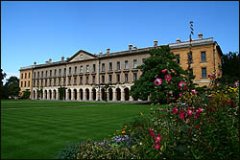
4,76,20,99
0,69,7,99
58,87,66,100
130,45,189,104
219,52,240,85
20,89,31,99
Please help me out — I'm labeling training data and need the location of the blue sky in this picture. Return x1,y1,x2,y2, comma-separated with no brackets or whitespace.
1,1,239,81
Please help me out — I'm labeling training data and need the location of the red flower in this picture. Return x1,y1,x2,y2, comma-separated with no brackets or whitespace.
154,143,161,150
179,111,185,120
191,89,197,95
164,74,172,83
154,78,162,86
196,108,204,113
161,69,168,74
172,107,178,114
187,109,193,116
148,128,155,138
178,81,187,90
154,134,162,143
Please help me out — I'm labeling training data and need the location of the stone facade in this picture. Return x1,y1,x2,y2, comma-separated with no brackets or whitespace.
19,36,223,101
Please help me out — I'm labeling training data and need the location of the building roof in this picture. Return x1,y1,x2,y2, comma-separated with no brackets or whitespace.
20,37,223,71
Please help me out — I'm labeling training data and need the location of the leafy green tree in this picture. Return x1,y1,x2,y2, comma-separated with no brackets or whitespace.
220,52,240,85
4,76,20,99
58,87,66,100
0,69,7,99
20,89,31,99
130,45,189,104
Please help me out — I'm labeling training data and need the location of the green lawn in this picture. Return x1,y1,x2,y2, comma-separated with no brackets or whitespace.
1,100,153,159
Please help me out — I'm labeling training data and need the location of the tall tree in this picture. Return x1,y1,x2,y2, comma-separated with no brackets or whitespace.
130,46,189,104
220,52,240,84
4,76,20,99
1,69,7,99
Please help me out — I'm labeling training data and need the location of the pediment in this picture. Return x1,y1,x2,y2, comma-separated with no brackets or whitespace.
68,50,96,62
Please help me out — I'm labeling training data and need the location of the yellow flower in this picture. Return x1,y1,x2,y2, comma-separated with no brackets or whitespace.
121,129,126,135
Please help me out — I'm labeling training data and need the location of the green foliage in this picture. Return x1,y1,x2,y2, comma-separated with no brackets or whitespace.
58,87,66,100
130,45,188,104
20,89,31,99
3,76,20,99
0,69,7,99
220,51,240,84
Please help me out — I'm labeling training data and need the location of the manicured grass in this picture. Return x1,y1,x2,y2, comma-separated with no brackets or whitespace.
1,100,153,159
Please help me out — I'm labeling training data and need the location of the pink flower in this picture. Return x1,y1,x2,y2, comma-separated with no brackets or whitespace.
178,81,187,90
191,89,197,95
179,111,185,120
195,108,203,119
154,134,162,143
179,93,183,97
196,108,204,113
161,69,168,74
172,107,178,114
164,74,172,83
154,78,162,86
154,143,161,150
187,109,193,116
148,128,155,138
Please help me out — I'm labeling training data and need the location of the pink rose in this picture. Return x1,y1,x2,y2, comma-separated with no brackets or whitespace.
191,89,197,95
154,143,161,150
161,69,168,74
154,78,162,86
164,74,172,83
179,111,185,120
154,134,162,143
172,107,178,114
148,128,155,138
178,81,187,90
187,109,193,116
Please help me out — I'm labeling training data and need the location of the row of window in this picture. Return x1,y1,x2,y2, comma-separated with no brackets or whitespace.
33,72,138,87
175,51,207,64
33,59,141,79
20,81,31,87
21,72,31,79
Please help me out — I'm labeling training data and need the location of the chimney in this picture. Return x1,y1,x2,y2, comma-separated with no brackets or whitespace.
106,48,110,56
176,38,181,43
128,44,133,51
33,62,37,65
61,56,65,61
198,33,203,39
154,40,158,47
99,51,103,57
133,46,137,50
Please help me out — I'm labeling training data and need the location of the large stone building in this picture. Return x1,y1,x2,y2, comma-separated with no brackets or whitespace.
19,34,223,101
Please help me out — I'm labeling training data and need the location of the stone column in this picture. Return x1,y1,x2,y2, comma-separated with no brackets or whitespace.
106,92,109,101
121,91,125,101
89,92,92,101
47,91,50,100
66,90,69,101
71,90,74,101
77,91,80,101
112,90,116,101
83,92,86,101
129,96,134,101
56,91,59,100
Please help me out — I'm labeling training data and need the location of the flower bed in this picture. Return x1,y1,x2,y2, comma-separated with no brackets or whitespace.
58,71,239,159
